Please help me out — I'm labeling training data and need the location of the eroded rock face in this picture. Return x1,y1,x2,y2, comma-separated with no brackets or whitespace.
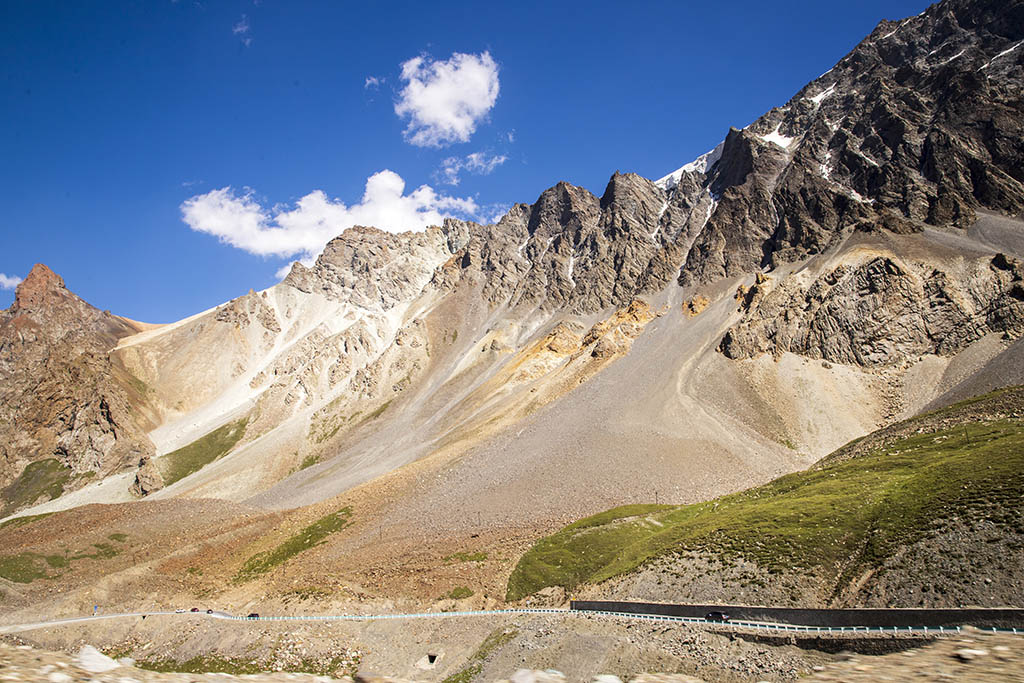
433,175,702,315
130,458,165,496
284,225,464,310
428,0,1023,316
720,254,1024,366
680,0,1024,284
215,289,281,333
0,265,156,509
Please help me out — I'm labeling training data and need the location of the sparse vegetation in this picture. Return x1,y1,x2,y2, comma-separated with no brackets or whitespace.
282,585,332,601
123,373,152,397
311,393,396,445
443,551,488,564
366,399,392,421
0,512,55,532
108,532,128,543
0,552,62,583
71,542,120,561
157,417,248,486
507,390,1024,601
444,586,474,600
234,507,353,583
1,459,71,516
0,534,130,584
138,652,359,678
138,655,264,676
441,628,517,683
297,453,320,470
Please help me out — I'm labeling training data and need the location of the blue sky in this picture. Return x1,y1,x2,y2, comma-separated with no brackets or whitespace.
1,0,929,322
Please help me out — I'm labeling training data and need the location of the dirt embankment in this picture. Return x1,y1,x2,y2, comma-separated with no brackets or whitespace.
3,618,1024,682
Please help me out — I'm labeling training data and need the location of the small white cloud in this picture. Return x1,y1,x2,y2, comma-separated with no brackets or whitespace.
506,130,516,143
233,14,252,45
437,151,507,185
181,170,481,267
181,179,203,188
395,51,500,148
0,273,22,290
482,203,512,224
364,76,383,90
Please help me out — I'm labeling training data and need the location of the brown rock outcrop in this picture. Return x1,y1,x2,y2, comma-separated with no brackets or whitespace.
0,264,157,511
720,253,1024,366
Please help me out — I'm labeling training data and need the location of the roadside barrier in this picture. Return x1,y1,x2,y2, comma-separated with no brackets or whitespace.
4,608,1022,636
220,607,1023,634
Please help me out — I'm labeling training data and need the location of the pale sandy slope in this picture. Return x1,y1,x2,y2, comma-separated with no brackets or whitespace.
243,222,1024,553
7,217,1021,539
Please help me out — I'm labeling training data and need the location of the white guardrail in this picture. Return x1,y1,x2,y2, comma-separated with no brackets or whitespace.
217,608,1024,635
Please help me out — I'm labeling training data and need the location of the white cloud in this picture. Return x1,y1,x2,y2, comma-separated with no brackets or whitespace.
438,151,507,185
232,14,252,45
364,76,383,90
0,273,22,290
394,51,500,147
181,170,480,268
482,203,512,224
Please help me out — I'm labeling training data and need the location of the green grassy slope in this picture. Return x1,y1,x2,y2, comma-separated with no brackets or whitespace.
233,507,353,583
157,417,248,487
0,459,71,517
507,388,1024,601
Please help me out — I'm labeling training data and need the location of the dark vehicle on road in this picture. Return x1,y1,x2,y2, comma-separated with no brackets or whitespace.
705,611,730,622
247,613,259,619
206,609,213,614
190,607,199,612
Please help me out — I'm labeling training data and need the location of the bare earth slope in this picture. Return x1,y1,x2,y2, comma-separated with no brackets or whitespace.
515,386,1024,609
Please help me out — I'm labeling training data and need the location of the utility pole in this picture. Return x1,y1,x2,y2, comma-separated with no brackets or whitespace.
655,490,659,505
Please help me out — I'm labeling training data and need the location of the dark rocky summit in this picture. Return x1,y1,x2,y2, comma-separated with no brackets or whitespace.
682,0,1024,283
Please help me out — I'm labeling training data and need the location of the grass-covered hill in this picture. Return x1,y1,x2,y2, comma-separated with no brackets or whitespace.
508,387,1024,608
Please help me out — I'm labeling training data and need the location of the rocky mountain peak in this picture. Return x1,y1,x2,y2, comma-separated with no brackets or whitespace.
0,265,157,512
526,181,599,241
674,0,1024,286
12,263,67,312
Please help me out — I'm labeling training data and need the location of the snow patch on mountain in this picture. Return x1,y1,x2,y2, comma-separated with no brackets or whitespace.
762,124,796,149
654,141,725,191
980,40,1023,71
807,84,836,105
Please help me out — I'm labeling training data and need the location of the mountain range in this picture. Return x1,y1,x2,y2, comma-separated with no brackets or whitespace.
1,0,1022,620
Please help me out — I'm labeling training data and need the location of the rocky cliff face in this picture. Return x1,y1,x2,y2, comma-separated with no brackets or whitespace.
720,253,1024,365
0,265,157,512
420,0,1024,332
679,0,1024,285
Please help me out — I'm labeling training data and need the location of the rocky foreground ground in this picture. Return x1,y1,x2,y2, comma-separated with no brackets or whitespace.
1,626,1021,682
